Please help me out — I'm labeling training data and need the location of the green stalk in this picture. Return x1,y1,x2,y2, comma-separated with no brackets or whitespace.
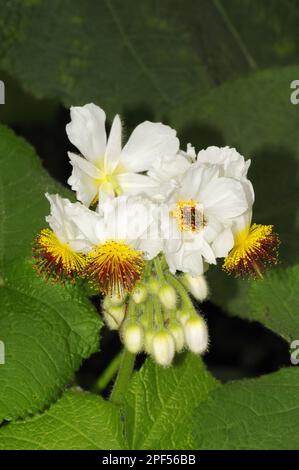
92,351,122,393
110,348,135,405
154,256,166,283
165,272,194,311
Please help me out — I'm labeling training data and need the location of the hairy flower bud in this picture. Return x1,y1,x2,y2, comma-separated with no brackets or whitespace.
121,320,144,354
144,328,156,354
168,320,185,352
148,277,160,294
158,284,177,310
132,284,148,304
103,304,126,330
184,315,209,354
177,309,191,326
152,329,175,367
183,273,209,302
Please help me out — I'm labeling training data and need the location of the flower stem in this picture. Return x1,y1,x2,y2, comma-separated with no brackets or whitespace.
154,256,166,283
92,351,122,393
165,273,194,310
110,348,135,405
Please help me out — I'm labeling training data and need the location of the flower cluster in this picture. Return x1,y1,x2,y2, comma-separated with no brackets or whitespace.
34,103,280,366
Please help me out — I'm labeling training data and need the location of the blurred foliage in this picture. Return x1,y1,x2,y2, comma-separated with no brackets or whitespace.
0,0,299,116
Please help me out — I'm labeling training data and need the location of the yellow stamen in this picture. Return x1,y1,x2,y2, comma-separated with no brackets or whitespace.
223,223,280,278
86,241,144,295
171,199,205,233
33,228,87,280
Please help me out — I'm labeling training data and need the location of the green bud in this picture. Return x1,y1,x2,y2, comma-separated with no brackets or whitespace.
184,315,209,354
182,273,209,302
168,320,185,352
148,277,160,294
121,320,144,354
103,304,126,330
158,284,177,310
176,309,191,326
132,284,148,304
152,329,175,367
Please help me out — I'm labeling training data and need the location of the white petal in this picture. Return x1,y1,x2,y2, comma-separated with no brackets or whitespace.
104,114,122,173
120,121,179,172
147,153,190,183
164,243,204,276
201,177,248,220
68,152,101,206
66,103,107,163
211,227,234,258
176,164,219,201
45,193,95,252
136,238,162,260
116,172,158,196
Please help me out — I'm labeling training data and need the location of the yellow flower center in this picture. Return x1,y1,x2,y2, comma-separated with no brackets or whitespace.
86,241,144,295
90,161,126,207
171,199,205,233
33,228,87,280
223,223,280,277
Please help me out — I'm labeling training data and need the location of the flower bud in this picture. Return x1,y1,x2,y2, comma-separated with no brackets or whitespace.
103,293,125,310
184,315,209,354
158,284,177,310
121,320,144,354
103,304,126,330
168,320,185,352
132,284,148,304
183,273,209,302
152,329,175,367
109,292,127,306
144,328,155,354
177,309,191,326
148,277,160,294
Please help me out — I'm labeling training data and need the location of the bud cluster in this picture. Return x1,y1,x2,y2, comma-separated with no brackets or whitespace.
102,261,209,367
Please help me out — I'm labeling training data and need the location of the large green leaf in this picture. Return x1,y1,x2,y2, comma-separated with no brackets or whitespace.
0,125,71,275
193,367,299,449
0,126,101,421
0,260,101,422
170,66,299,319
1,1,298,115
123,353,218,450
248,265,299,343
0,390,126,450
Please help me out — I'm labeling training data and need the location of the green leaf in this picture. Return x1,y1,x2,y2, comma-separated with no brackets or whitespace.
248,265,299,343
0,125,72,275
1,1,298,115
0,260,101,422
0,390,126,450
123,353,218,450
169,65,299,318
193,367,299,449
0,126,102,421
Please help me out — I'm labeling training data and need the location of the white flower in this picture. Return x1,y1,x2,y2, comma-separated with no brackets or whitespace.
66,103,179,206
72,193,162,294
160,163,250,276
45,193,94,253
196,146,254,205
